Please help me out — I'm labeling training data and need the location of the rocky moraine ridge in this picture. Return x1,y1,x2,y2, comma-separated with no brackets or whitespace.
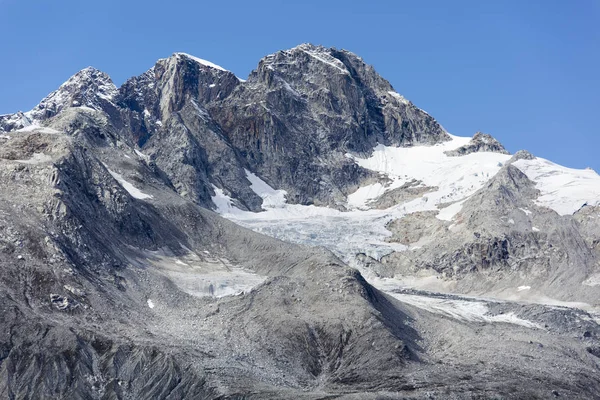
0,44,599,399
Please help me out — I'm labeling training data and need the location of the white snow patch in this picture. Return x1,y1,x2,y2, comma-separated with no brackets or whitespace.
209,83,216,88
347,182,387,209
513,158,600,215
176,52,227,72
532,227,540,232
437,200,466,221
387,91,409,105
583,274,600,287
16,124,61,134
245,169,287,208
77,106,97,112
388,292,542,329
134,149,150,162
302,50,349,74
211,185,240,215
106,168,153,200
519,207,532,216
147,299,155,308
15,153,53,165
518,286,531,292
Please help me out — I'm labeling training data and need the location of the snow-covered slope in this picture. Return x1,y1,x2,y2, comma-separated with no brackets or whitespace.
346,134,511,217
214,135,510,260
174,52,229,72
513,157,600,215
245,169,287,209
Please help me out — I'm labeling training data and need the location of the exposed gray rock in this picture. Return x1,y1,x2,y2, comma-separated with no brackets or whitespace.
30,67,119,121
509,149,536,162
0,111,32,132
370,180,436,210
209,44,450,206
382,163,600,305
444,131,509,156
386,210,448,245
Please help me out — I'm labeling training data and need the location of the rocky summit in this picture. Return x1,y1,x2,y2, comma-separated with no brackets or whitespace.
0,44,599,399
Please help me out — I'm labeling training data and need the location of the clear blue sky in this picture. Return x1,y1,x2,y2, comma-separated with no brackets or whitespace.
1,0,598,171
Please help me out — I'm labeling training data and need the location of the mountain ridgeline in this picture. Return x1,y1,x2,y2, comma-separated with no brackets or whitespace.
2,44,449,209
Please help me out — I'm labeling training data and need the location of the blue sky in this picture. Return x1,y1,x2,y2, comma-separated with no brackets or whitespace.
1,0,598,171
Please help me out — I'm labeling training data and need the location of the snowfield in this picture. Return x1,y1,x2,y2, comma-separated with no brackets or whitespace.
347,135,511,218
513,157,600,215
215,135,600,265
216,135,513,263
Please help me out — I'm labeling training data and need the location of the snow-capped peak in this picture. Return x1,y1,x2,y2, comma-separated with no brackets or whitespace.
512,157,600,215
174,52,228,72
24,66,117,122
58,67,116,95
288,44,350,75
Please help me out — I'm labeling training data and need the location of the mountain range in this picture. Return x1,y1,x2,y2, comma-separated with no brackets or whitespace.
0,44,599,399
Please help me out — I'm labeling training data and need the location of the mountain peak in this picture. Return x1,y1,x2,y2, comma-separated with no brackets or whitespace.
171,52,229,72
62,66,115,88
24,66,118,121
261,43,352,76
445,131,509,157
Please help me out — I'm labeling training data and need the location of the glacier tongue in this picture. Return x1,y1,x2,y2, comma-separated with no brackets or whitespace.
217,135,511,264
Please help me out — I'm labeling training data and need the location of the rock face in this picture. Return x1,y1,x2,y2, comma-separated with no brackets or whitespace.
0,45,599,399
0,123,420,398
444,131,509,156
210,44,449,205
382,160,600,303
